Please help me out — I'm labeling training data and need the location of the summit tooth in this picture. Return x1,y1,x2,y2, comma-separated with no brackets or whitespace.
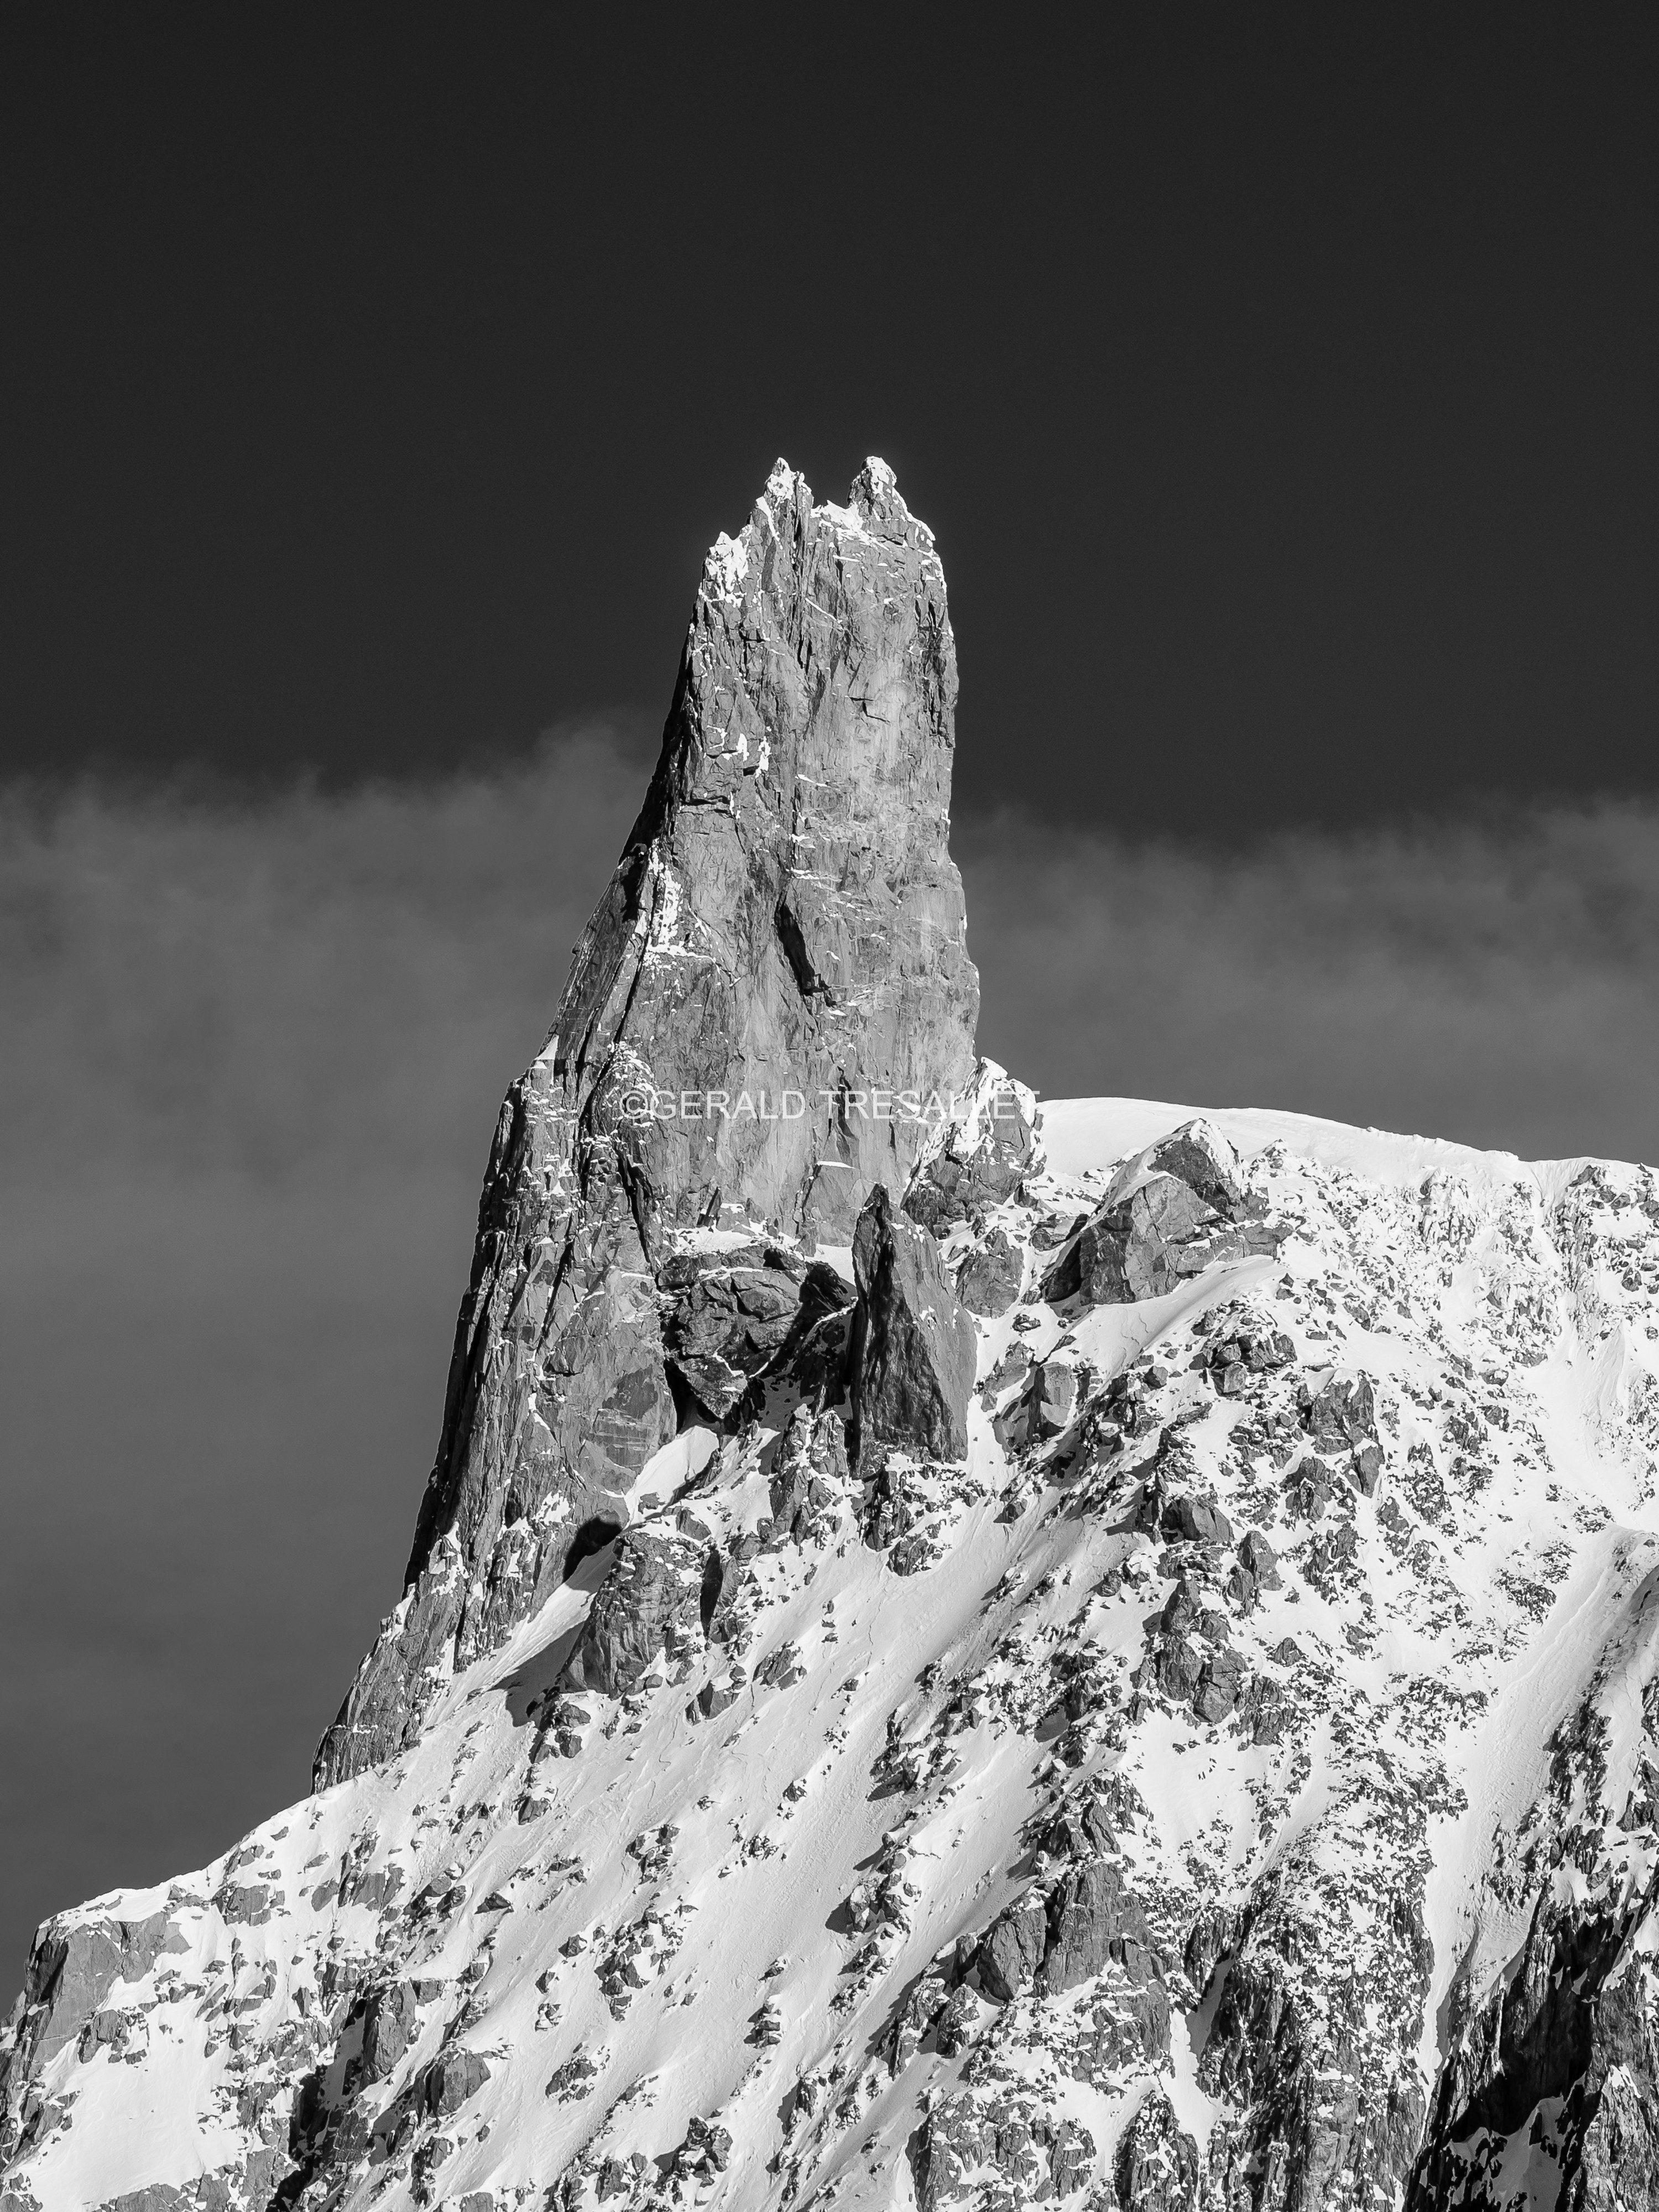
311,461,978,1789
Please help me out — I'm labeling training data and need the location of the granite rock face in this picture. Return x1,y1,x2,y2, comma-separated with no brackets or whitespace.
658,1244,813,1420
315,458,978,1786
849,1185,976,1465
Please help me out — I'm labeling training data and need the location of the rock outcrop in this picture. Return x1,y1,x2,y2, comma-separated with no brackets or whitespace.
1041,1119,1280,1306
559,1530,706,1699
905,1071,1036,1236
0,1911,184,2098
1114,2092,1198,2211
849,1185,976,1464
657,1244,852,1422
955,1227,1022,1317
315,458,978,1786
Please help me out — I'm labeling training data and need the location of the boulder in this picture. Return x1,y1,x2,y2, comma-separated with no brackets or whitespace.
561,1530,707,1696
361,1981,419,2083
1352,1439,1385,1495
1041,1859,1158,1993
766,1405,849,1545
955,1229,1023,1318
1238,1529,1281,1584
658,1247,855,1419
1228,1530,1282,1613
1194,1646,1245,1723
851,1187,976,1462
420,2047,491,2120
933,1983,980,2058
1161,1492,1235,1547
1161,1579,1199,1635
1305,1371,1378,1454
688,1678,739,1724
1035,1360,1079,1437
1152,1636,1203,1704
860,1457,914,1553
905,1072,1037,1236
993,1357,1078,1453
676,2116,733,2175
1225,1562,1259,1614
1146,1121,1248,1214
658,1245,809,1416
977,1900,1049,2002
1041,1120,1280,1307
1284,1461,1335,1520
1246,1329,1297,1370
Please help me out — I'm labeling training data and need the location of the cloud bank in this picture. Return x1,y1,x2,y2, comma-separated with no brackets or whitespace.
965,804,1659,1170
2,738,1655,1977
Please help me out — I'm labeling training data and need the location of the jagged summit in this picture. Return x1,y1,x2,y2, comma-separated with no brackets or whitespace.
4,468,1659,2212
316,460,979,1786
549,450,974,1241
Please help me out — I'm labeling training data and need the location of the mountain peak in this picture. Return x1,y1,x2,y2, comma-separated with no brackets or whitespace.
311,460,979,1783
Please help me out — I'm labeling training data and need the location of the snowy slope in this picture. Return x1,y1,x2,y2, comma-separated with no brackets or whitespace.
4,1092,1657,2211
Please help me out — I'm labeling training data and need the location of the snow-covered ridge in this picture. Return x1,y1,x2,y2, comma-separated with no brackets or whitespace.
3,1093,1656,2212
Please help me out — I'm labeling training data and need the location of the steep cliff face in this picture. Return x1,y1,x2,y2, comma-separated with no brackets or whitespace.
6,467,1659,2212
315,458,979,1788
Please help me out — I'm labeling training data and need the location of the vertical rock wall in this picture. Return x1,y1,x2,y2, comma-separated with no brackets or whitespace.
315,460,980,1786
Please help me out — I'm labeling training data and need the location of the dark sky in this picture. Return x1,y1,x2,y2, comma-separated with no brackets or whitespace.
2,12,1655,827
3,17,1658,1985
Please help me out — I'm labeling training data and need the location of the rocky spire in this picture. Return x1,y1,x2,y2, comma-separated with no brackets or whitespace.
315,459,979,1785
